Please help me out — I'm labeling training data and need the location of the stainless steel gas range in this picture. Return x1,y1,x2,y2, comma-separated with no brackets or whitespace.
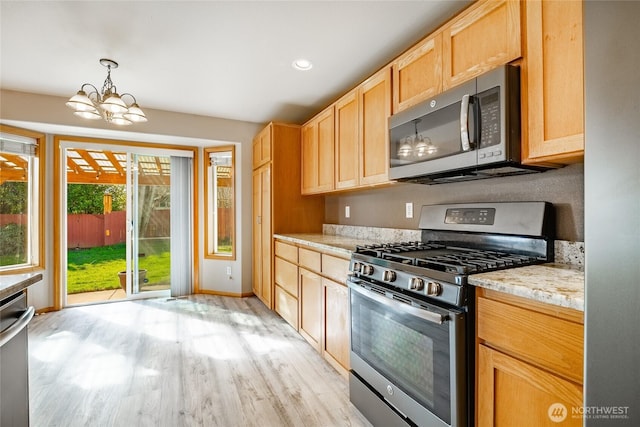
347,202,554,427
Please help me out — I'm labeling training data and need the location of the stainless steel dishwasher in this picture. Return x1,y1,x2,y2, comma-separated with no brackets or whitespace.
0,291,35,427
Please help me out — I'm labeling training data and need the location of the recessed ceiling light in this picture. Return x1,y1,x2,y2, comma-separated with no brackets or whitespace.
292,58,313,71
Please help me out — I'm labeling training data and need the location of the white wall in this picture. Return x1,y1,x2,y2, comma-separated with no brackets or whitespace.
1,89,262,310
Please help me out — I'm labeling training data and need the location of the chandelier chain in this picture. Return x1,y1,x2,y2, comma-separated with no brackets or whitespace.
101,65,115,98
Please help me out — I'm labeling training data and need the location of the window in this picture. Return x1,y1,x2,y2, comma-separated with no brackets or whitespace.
204,146,235,259
0,125,45,272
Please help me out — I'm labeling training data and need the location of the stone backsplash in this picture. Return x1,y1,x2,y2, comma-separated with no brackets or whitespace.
323,224,584,266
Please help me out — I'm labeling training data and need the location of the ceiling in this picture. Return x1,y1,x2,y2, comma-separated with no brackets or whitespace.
0,1,470,125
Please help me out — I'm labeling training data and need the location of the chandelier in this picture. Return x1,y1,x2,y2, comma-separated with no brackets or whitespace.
66,58,147,125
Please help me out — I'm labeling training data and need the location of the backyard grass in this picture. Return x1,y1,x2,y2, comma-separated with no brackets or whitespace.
67,239,171,294
0,254,26,267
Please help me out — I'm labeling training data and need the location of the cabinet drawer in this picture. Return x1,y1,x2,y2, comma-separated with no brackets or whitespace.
321,254,350,284
275,285,298,330
274,257,298,297
299,248,321,272
477,296,583,383
275,241,298,263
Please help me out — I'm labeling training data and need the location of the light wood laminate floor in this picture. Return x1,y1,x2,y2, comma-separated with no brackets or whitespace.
28,295,371,427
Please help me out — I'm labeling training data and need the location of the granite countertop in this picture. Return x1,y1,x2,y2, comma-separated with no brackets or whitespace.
274,233,379,258
273,232,585,312
468,263,584,311
0,272,43,301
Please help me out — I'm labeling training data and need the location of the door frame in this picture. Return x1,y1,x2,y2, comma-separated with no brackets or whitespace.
53,135,199,309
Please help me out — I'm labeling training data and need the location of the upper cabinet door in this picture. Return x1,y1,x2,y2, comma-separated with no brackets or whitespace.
360,67,392,186
301,107,335,194
392,33,443,114
335,89,360,190
522,0,584,164
442,0,521,90
252,124,272,169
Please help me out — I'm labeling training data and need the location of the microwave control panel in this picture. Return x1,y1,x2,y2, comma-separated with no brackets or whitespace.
478,86,501,148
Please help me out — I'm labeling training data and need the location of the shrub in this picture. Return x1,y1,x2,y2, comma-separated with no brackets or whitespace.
0,223,26,260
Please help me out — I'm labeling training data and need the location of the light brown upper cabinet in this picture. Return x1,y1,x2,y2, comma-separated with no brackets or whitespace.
334,89,360,190
442,0,521,90
335,68,392,189
392,33,443,114
521,0,584,165
301,107,335,194
252,125,271,169
359,68,392,186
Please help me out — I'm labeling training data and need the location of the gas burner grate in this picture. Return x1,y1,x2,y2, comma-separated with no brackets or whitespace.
355,241,445,257
356,241,542,274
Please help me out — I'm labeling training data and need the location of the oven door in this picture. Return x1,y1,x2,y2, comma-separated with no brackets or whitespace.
348,278,467,427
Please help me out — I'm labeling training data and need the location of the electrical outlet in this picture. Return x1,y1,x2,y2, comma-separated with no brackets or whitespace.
345,205,350,218
405,202,413,219
226,266,232,276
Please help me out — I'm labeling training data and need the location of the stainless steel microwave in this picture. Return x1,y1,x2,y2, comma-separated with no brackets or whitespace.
389,65,550,184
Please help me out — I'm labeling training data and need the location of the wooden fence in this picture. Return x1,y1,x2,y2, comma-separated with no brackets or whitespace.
67,211,128,248
0,214,27,227
2,207,231,249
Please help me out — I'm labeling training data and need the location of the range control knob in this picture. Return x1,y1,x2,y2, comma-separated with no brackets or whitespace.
361,264,374,276
352,262,361,273
409,277,424,291
426,281,443,296
383,270,396,282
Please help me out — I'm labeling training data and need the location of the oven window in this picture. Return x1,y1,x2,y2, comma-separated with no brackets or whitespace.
351,288,452,423
369,309,436,406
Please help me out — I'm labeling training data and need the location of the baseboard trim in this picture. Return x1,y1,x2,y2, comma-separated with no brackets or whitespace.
197,289,255,298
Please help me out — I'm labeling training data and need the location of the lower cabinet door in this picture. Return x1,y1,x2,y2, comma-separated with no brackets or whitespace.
322,278,350,374
477,344,583,427
299,268,322,351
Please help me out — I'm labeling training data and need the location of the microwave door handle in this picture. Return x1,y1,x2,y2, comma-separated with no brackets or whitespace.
460,94,472,152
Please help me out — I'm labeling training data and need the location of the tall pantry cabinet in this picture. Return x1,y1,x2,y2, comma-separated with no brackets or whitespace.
252,123,324,309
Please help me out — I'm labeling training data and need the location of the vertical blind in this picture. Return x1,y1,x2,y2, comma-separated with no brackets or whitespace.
170,156,193,297
0,132,37,155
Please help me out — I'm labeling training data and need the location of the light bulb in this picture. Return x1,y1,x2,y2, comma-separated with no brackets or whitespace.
398,138,413,158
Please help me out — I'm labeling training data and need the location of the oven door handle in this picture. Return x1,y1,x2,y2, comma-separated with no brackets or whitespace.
349,282,446,325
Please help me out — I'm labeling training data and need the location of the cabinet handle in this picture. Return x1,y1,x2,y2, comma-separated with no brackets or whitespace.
257,215,261,224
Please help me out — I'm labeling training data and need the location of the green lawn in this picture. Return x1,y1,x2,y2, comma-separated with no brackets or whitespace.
67,240,170,294
0,254,26,267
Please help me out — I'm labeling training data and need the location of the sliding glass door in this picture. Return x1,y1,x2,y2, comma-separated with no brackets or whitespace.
129,153,172,295
61,140,192,305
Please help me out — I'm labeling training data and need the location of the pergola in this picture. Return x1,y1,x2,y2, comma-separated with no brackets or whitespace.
0,148,171,185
